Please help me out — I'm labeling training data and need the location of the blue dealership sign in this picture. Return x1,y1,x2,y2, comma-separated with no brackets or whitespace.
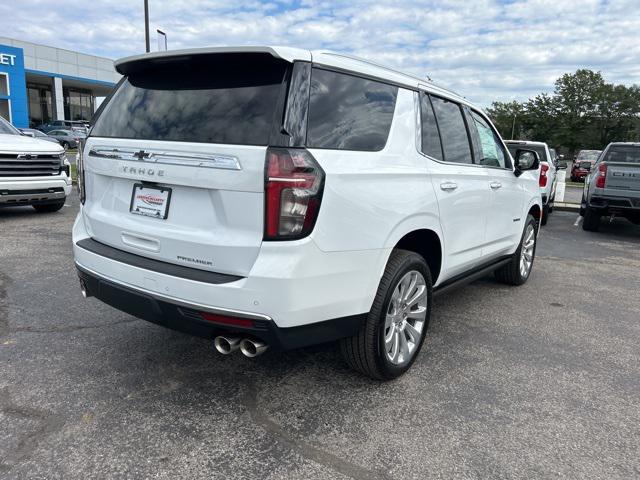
0,44,28,128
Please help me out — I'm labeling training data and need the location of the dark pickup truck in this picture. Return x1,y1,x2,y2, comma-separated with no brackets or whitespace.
581,142,640,231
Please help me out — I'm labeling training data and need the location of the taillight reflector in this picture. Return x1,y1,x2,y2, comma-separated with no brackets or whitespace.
199,312,255,328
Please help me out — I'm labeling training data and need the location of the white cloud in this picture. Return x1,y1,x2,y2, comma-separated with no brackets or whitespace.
0,0,638,106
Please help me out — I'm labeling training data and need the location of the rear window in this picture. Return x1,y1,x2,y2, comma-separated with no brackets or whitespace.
602,145,640,163
91,53,288,145
306,68,398,151
576,150,600,161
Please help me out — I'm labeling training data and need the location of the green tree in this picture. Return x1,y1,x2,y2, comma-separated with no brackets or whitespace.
485,100,526,139
486,69,640,154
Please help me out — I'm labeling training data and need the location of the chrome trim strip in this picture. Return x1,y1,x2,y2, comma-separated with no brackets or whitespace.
75,261,273,322
88,146,242,170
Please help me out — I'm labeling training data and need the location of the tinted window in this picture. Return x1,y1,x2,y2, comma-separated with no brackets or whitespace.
306,69,397,151
430,96,472,164
91,53,288,145
419,94,443,161
470,111,507,168
602,145,640,163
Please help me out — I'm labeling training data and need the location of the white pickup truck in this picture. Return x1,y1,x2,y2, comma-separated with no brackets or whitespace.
0,116,72,212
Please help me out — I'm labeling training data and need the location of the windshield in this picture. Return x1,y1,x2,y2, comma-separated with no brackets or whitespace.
576,150,600,162
507,144,547,163
602,145,640,163
0,116,20,135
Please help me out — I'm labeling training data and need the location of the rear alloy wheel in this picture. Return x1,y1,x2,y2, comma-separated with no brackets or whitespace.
340,249,432,380
582,207,600,231
495,214,537,286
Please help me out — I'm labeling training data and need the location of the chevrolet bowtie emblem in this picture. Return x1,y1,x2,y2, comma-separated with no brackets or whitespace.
133,150,150,160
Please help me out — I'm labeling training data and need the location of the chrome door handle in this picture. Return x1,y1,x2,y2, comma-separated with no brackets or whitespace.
490,181,502,190
440,182,458,191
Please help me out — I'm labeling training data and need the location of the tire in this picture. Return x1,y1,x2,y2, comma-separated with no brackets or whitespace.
570,176,577,182
495,214,537,286
340,249,432,380
33,200,65,213
541,204,549,226
582,207,600,231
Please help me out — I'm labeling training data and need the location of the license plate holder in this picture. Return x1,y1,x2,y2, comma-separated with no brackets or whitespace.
129,183,172,219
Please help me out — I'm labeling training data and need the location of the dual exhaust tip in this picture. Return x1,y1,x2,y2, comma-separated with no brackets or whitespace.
214,336,268,358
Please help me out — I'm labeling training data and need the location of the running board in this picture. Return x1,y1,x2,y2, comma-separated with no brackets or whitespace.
433,256,511,297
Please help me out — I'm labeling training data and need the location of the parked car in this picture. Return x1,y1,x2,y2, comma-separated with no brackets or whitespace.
505,140,562,225
580,142,640,231
571,150,601,182
19,128,62,145
0,116,72,212
37,120,74,133
47,129,85,149
73,46,542,380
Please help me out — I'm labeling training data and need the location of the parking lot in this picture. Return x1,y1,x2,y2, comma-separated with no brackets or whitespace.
1,195,639,479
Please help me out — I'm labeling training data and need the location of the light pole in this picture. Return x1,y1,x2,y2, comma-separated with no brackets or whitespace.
511,114,517,139
144,0,150,53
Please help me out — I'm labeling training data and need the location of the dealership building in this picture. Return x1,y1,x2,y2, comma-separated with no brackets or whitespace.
0,37,120,128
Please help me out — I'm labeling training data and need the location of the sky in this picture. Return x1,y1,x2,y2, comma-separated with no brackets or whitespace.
1,0,639,106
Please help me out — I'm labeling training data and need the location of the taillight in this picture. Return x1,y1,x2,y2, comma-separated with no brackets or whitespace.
595,163,607,188
264,147,325,240
77,138,86,204
539,163,549,187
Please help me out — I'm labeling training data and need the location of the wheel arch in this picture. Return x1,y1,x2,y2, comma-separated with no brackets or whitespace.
383,215,444,285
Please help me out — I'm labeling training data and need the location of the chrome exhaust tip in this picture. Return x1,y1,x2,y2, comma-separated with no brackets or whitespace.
239,338,268,358
79,279,88,298
214,336,241,355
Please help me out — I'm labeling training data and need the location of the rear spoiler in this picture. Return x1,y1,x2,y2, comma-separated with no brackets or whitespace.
115,46,311,76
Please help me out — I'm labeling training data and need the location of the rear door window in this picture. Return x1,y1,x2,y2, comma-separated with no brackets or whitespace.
91,53,289,145
430,96,473,164
419,93,443,161
306,68,398,151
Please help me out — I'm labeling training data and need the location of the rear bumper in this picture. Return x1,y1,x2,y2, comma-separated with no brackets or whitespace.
588,195,640,213
73,210,386,331
76,264,363,350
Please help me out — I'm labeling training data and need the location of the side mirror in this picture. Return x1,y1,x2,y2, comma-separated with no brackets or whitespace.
514,149,540,177
557,161,567,170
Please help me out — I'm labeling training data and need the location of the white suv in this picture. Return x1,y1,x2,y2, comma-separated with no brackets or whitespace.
73,47,542,379
506,141,557,225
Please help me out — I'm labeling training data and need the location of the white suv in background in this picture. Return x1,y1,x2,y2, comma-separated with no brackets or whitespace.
73,47,542,379
506,140,558,225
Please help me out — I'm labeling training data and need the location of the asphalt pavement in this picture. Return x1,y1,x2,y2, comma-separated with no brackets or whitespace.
1,195,639,479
